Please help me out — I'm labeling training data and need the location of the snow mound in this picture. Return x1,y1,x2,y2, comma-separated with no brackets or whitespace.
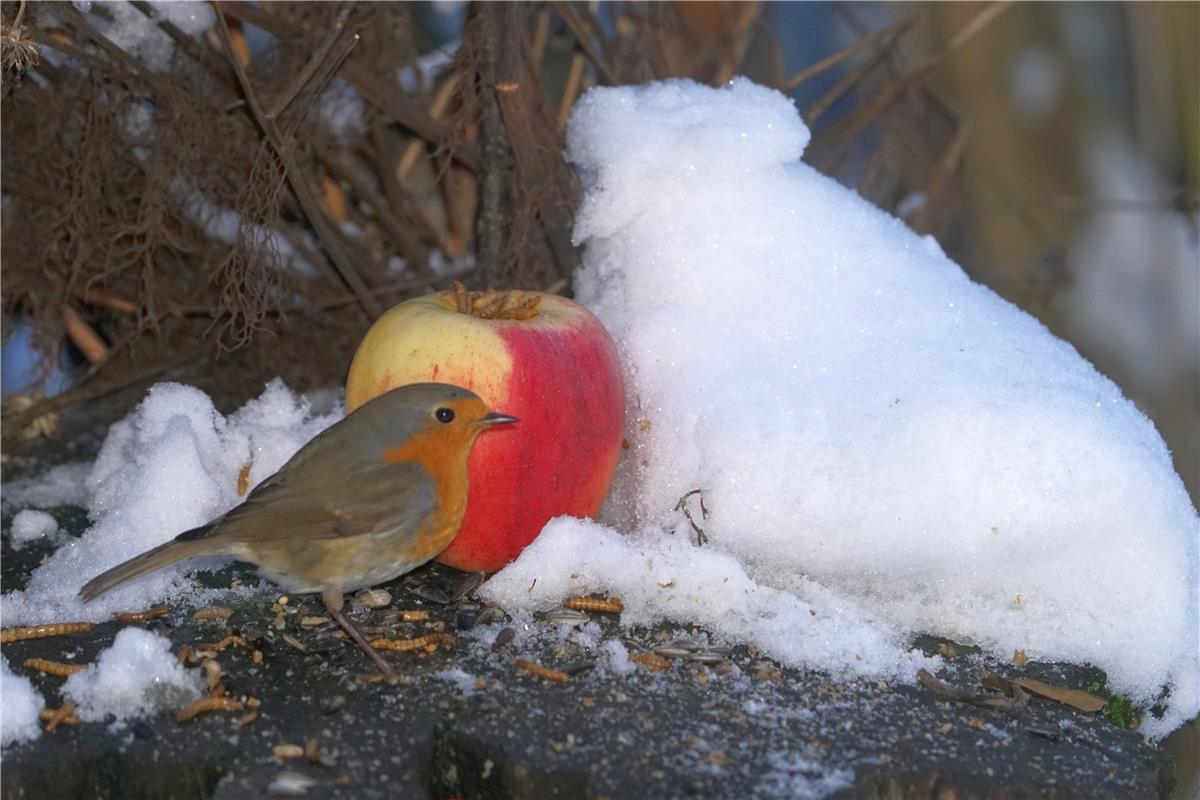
0,380,341,626
63,628,202,722
9,510,60,550
0,656,44,748
491,78,1198,738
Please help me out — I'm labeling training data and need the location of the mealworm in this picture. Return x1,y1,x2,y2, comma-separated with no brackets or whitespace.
369,633,451,652
193,607,233,621
24,658,89,677
236,462,251,496
273,743,304,759
114,606,170,624
203,635,246,652
563,596,624,614
203,660,222,689
400,610,428,622
177,696,244,722
628,652,672,671
40,703,79,731
515,658,568,684
1,622,93,643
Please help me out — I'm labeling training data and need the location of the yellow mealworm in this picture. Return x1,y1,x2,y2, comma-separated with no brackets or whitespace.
628,652,672,671
563,596,625,614
400,610,429,622
193,607,233,621
40,703,79,731
237,711,259,727
273,744,304,759
236,462,252,496
203,635,246,652
24,658,89,677
369,633,452,652
114,606,170,624
177,696,244,722
515,658,569,684
1,622,93,644
203,660,222,689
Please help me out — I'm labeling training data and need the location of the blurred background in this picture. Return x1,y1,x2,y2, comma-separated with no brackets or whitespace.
1,1,1197,792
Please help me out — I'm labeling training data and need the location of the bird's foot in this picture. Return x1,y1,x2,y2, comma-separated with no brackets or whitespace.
326,602,399,682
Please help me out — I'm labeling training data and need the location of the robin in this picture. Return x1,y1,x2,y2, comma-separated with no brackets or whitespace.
79,382,517,679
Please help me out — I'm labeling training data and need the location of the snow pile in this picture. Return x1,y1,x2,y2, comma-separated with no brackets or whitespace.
9,510,59,550
0,656,43,748
0,380,340,626
488,78,1200,737
62,628,202,722
486,518,935,679
435,668,480,697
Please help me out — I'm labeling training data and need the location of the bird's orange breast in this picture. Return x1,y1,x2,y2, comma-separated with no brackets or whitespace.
382,427,474,561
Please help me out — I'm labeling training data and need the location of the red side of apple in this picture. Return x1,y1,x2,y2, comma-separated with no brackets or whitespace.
345,290,625,572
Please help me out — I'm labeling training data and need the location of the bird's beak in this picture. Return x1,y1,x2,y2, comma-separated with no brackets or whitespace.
478,411,518,427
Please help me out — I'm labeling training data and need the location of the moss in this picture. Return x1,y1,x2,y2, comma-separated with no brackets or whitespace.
1102,693,1139,729
1082,680,1142,730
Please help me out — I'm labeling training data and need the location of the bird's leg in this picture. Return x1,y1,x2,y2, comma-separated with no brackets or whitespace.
323,588,398,681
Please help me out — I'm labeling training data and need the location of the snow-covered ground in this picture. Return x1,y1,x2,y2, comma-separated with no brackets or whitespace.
2,79,1196,745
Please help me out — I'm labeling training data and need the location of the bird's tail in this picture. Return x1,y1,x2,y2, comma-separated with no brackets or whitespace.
79,526,214,602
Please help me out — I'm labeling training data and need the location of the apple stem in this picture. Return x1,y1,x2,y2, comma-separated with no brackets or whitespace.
444,281,542,321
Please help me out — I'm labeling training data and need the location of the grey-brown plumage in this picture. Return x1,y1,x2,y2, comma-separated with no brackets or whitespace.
78,382,517,677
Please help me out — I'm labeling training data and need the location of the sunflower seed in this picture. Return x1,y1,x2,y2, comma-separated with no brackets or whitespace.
561,660,597,675
352,589,392,609
668,639,705,651
412,583,452,605
450,572,485,601
492,627,516,652
268,770,317,795
543,609,590,626
653,647,693,659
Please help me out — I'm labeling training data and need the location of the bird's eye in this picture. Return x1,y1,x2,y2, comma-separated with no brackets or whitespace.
435,407,455,424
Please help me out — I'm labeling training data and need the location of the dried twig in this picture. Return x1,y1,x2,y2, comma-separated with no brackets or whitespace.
2,345,199,444
785,15,916,91
917,668,1029,717
909,121,971,233
216,1,480,171
804,16,918,125
551,1,617,84
214,3,382,321
265,5,355,121
811,2,1011,169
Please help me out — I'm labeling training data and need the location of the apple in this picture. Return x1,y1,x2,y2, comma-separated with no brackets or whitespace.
345,285,625,572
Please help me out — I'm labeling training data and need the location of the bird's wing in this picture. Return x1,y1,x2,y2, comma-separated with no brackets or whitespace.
186,461,437,544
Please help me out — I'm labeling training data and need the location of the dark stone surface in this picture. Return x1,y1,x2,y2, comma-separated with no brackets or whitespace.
0,439,1176,800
